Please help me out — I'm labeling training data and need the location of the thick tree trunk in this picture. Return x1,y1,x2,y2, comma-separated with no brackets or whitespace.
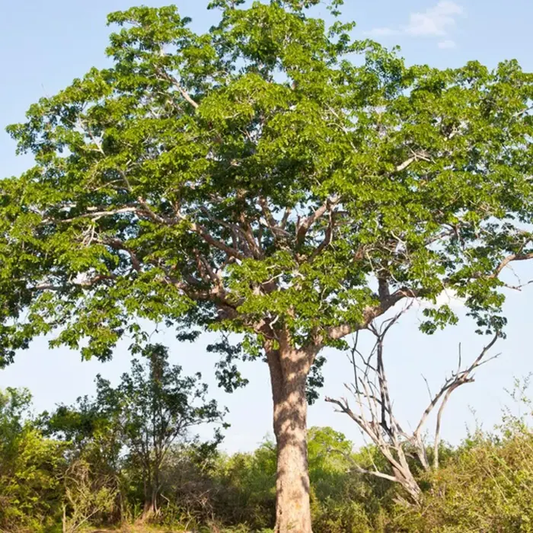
267,343,314,533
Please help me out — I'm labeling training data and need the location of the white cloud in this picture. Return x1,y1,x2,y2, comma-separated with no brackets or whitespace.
416,289,466,311
438,39,457,49
406,2,463,37
434,289,465,309
366,1,464,45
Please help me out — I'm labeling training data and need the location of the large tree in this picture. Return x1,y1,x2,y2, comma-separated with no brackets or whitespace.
2,1,533,530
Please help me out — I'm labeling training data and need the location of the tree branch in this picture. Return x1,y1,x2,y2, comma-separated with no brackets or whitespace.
296,195,339,246
491,252,533,279
327,287,418,341
394,150,432,173
154,66,199,110
432,333,499,469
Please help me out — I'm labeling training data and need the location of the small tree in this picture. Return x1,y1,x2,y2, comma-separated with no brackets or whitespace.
116,344,224,518
2,1,533,529
48,344,223,520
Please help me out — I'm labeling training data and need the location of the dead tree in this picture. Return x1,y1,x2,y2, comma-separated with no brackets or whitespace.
325,310,500,504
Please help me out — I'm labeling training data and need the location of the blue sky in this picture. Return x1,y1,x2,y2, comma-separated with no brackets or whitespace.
1,0,533,452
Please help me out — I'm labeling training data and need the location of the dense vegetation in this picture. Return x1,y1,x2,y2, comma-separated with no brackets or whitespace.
2,373,533,533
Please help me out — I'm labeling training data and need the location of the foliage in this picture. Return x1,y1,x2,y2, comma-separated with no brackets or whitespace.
0,388,66,532
1,0,532,380
397,426,533,532
61,458,118,533
4,387,533,532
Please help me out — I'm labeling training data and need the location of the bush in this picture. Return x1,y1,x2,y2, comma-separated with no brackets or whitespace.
395,427,533,532
0,389,66,532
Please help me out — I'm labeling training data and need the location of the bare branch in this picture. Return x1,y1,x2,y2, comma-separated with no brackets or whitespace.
307,209,334,262
60,206,139,223
394,150,432,173
280,207,292,229
199,206,262,259
327,315,499,503
100,237,142,272
32,273,116,292
154,66,199,110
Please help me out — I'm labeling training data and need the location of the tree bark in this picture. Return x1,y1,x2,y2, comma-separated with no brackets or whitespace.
141,481,157,521
267,340,314,533
391,463,422,504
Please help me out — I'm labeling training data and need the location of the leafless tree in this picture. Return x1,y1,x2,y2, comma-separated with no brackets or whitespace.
326,308,500,503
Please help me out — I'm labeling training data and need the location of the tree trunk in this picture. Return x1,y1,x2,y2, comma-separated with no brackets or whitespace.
391,459,423,504
267,343,314,533
142,500,155,521
141,482,157,521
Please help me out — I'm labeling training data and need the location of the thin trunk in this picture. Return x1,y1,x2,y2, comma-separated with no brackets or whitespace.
141,481,157,521
141,500,156,521
267,343,313,533
152,462,160,515
62,503,67,533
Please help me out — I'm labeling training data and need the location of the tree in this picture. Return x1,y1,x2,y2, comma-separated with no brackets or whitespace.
2,0,533,529
326,311,500,503
116,344,224,518
47,344,223,519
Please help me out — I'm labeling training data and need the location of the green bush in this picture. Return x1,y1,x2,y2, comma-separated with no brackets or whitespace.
0,389,66,532
397,425,533,532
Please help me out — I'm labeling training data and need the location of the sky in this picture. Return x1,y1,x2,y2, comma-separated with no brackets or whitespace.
1,0,533,453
